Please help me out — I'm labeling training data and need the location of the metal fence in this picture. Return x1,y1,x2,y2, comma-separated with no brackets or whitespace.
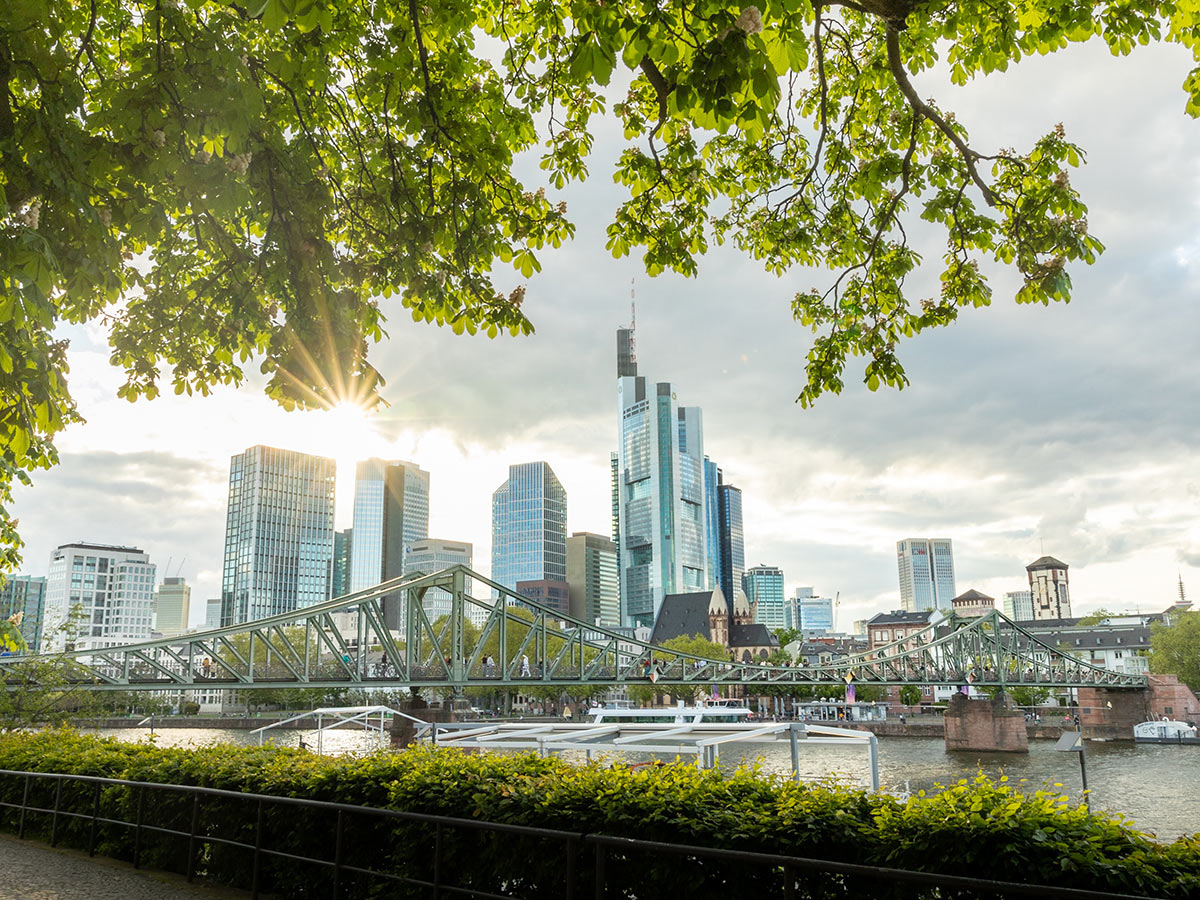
0,769,1163,900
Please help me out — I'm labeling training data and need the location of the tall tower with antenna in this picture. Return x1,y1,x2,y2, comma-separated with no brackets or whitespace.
628,279,637,366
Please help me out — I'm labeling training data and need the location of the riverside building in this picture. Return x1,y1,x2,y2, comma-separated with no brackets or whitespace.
1027,556,1072,620
44,542,158,651
0,575,46,650
221,445,335,626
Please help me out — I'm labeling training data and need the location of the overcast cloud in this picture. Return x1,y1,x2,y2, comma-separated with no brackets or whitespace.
8,37,1199,629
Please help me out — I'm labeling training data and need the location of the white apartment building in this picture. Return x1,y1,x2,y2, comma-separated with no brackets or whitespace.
44,542,158,651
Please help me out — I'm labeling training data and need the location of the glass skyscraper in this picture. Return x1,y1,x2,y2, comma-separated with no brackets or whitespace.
331,528,352,599
794,587,835,633
703,458,723,591
491,461,567,595
616,329,708,627
0,575,45,650
350,459,429,630
221,446,335,625
404,538,474,624
717,477,744,605
744,564,786,630
896,538,956,612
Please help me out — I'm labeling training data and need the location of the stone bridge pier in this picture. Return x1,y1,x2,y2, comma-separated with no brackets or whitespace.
943,691,1028,753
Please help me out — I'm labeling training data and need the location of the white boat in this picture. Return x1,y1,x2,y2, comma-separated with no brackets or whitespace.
586,699,753,725
1133,717,1199,744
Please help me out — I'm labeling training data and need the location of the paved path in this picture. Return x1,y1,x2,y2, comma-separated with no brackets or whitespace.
0,834,253,899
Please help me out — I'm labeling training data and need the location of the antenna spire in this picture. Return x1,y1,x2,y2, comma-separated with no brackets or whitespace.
629,280,637,365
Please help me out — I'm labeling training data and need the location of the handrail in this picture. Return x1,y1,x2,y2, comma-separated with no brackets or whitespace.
0,768,1165,900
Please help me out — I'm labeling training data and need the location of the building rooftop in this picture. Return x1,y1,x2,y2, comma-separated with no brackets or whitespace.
953,588,994,603
1026,556,1068,570
867,610,937,626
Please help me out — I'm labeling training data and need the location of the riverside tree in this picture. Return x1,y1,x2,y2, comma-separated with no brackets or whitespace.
4,1,1198,568
1149,610,1200,692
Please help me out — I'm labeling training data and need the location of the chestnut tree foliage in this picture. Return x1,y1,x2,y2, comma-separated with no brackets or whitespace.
2,0,1199,568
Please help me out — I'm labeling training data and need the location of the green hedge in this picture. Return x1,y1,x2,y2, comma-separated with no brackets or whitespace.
0,729,1195,898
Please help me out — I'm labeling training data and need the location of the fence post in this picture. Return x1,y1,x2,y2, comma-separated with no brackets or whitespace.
133,784,146,868
186,792,201,882
88,781,101,856
17,773,30,839
593,840,605,900
783,862,795,900
565,835,578,900
432,822,443,900
49,779,63,847
333,809,344,898
251,798,265,900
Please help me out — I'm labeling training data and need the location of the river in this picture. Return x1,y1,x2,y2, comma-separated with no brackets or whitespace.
86,727,1200,843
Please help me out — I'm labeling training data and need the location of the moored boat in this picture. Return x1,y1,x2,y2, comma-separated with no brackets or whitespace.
1133,717,1199,744
586,699,753,725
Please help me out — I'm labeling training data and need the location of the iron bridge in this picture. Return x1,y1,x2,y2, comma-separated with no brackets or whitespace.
0,566,1147,693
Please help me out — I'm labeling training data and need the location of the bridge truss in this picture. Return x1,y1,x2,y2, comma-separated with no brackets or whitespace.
0,566,1145,693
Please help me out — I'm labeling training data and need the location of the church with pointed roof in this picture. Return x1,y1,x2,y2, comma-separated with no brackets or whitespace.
649,583,779,661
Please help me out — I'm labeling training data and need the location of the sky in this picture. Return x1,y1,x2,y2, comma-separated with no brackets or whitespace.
8,34,1200,632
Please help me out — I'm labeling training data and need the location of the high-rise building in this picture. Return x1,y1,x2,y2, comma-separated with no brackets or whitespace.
155,577,191,638
743,564,786,630
717,476,744,605
566,532,619,625
404,538,475,623
515,579,571,616
0,575,46,650
1027,556,1071,620
1002,589,1034,620
221,446,336,626
896,538,956,612
492,462,567,597
44,542,158,650
331,528,352,599
350,459,429,630
794,587,835,633
204,598,222,630
703,458,723,591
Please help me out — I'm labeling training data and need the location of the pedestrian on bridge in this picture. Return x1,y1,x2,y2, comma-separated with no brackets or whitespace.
520,654,531,677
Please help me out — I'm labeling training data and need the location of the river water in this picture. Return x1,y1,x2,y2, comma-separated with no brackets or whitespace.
87,727,1200,843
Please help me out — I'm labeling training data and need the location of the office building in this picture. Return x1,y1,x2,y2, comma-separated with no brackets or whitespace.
566,532,619,625
404,538,475,624
717,476,744,604
491,461,567,594
794,587,835,634
0,575,46,650
615,327,709,626
1002,590,1034,621
350,459,429,630
204,598,222,630
896,538,956,612
703,458,723,590
221,445,336,625
515,579,570,617
1027,556,1072,620
44,542,158,650
155,577,191,638
331,528,352,599
743,564,786,630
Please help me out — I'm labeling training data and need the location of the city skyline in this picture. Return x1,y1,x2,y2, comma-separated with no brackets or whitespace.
3,40,1197,631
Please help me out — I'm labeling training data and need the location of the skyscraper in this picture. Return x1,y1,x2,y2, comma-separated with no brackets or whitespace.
717,476,744,605
896,538,956,612
491,461,567,595
404,538,475,623
615,328,708,626
566,531,620,625
0,575,46,650
331,528,352,598
1027,556,1071,620
1002,589,1034,620
350,459,429,630
45,542,158,650
703,458,723,590
221,446,335,625
154,576,191,637
743,564,786,630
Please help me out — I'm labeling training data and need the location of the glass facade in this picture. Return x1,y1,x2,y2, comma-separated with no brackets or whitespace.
349,459,429,630
0,575,46,650
154,577,190,637
717,480,744,604
404,538,474,623
221,446,336,625
796,588,834,633
897,538,956,612
566,532,619,625
616,329,708,627
491,462,567,597
703,458,722,590
744,564,786,630
331,528,352,599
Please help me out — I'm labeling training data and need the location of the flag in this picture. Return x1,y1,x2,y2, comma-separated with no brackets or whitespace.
845,683,856,704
